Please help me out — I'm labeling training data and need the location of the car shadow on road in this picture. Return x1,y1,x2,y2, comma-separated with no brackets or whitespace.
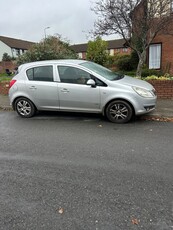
33,110,143,124
35,110,104,120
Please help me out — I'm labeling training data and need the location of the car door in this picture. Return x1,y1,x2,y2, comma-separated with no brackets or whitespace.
26,65,59,109
57,65,101,112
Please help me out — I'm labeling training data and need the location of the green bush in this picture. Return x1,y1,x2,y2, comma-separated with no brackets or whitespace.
143,75,173,80
121,70,136,77
104,55,115,67
108,51,139,72
141,68,162,78
86,37,109,66
17,36,77,65
116,55,133,71
2,53,12,61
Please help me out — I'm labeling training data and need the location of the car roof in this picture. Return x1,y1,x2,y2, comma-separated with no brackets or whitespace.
18,59,87,71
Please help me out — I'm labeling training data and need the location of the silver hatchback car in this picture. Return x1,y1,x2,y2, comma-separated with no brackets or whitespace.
9,59,157,123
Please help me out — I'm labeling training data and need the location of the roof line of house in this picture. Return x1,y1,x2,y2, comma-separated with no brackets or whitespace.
0,35,35,49
70,38,127,52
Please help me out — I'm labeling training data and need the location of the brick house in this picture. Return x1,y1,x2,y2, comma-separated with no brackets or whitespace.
0,36,35,61
70,38,131,59
70,43,88,59
132,0,173,74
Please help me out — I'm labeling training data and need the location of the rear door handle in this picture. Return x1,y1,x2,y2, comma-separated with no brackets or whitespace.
61,88,69,93
29,86,37,90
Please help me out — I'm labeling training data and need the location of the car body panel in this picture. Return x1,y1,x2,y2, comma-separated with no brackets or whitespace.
120,75,154,90
26,80,59,110
58,83,101,112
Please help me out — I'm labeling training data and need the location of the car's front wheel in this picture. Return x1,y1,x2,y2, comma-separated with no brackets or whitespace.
15,97,36,118
106,100,133,123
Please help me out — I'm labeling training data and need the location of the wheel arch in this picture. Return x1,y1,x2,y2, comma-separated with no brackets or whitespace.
12,96,37,111
103,98,135,116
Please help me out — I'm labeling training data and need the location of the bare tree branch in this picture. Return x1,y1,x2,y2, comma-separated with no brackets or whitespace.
91,0,173,77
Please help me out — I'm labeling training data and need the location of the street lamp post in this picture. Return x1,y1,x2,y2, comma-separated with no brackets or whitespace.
44,27,50,39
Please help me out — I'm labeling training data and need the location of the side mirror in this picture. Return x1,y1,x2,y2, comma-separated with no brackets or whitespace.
86,79,96,87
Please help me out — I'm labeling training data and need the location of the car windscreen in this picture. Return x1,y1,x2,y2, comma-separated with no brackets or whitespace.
80,61,124,81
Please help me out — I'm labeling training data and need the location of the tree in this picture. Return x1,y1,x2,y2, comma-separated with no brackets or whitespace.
2,53,12,61
86,37,109,65
92,0,173,77
17,35,77,65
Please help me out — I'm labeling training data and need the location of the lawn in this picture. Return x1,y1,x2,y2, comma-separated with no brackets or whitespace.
0,73,13,82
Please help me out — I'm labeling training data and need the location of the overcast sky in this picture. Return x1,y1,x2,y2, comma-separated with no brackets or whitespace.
1,0,116,44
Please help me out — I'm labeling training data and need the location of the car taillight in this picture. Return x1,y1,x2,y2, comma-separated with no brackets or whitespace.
9,80,17,88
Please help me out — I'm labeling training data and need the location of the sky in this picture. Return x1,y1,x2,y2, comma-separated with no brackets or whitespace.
1,0,116,45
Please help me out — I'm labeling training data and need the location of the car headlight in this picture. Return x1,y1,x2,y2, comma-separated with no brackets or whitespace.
132,86,154,98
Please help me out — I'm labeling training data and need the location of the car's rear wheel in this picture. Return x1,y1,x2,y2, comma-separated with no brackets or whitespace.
15,97,36,118
106,100,133,123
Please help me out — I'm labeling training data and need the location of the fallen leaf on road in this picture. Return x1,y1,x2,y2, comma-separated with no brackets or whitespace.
141,116,173,122
131,218,140,225
58,208,64,214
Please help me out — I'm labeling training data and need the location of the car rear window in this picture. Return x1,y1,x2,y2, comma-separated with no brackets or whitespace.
26,66,53,82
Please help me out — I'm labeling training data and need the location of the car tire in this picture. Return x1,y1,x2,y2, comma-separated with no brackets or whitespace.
106,100,133,123
15,97,36,118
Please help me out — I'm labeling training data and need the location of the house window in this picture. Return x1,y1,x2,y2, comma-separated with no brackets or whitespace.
109,49,114,56
16,49,20,56
116,48,120,52
122,48,128,52
149,44,161,69
78,53,83,59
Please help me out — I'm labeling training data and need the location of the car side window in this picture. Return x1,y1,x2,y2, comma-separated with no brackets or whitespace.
57,66,91,84
26,66,53,82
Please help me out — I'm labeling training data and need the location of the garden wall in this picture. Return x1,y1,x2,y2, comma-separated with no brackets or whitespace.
0,81,10,95
0,61,17,74
147,80,173,99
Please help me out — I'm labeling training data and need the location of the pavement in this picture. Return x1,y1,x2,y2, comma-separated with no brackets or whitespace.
0,94,172,120
0,94,12,110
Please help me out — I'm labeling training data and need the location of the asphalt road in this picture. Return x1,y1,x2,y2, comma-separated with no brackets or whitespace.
0,111,173,230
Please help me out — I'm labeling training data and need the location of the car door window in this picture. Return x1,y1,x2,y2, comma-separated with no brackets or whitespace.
58,66,91,84
26,66,53,82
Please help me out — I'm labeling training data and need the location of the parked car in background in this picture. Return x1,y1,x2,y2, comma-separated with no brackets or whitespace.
9,60,157,123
